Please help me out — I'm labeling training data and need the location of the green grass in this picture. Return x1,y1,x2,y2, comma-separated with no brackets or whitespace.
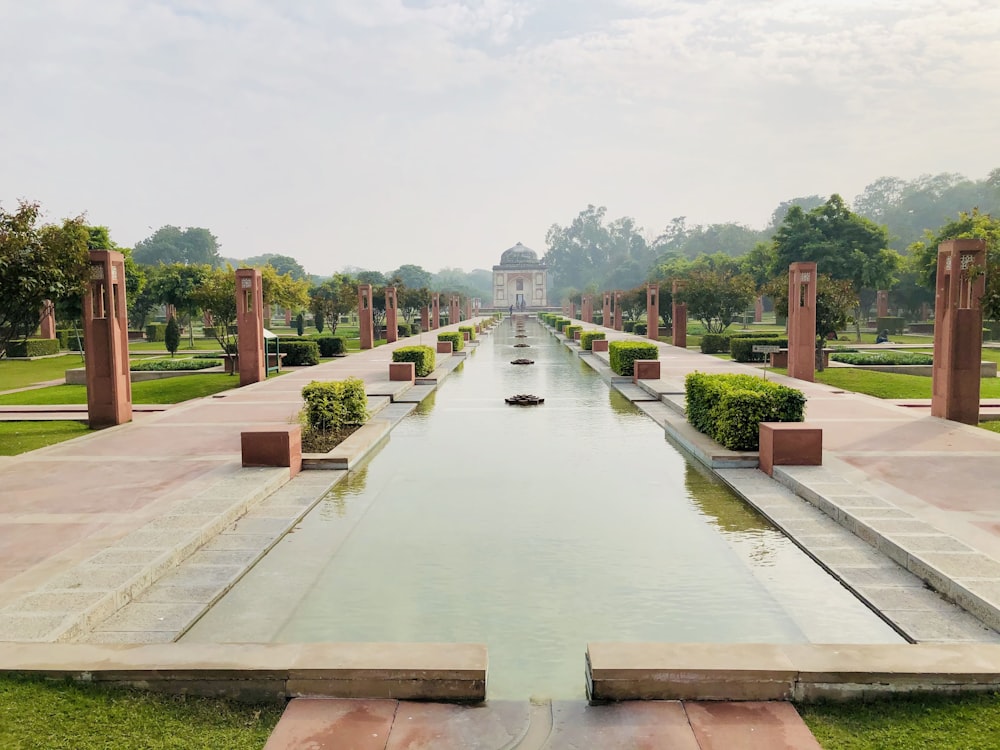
0,421,91,455
980,421,1000,434
800,693,1000,749
786,368,1000,400
128,339,223,352
0,355,86,390
0,374,241,405
0,675,281,750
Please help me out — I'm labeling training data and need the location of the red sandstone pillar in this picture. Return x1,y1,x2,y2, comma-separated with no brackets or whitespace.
465,299,472,321
84,250,132,427
421,306,430,332
236,268,266,386
876,290,889,318
787,262,818,382
672,280,687,349
431,294,440,329
932,239,986,424
39,300,56,339
285,308,292,326
602,292,611,329
203,311,213,328
754,296,764,324
647,283,659,340
358,284,374,349
385,286,398,343
581,295,592,324
613,290,623,331
450,296,461,324
569,302,577,320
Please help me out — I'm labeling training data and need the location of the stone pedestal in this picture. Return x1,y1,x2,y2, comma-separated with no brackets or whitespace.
758,423,822,476
236,268,266,386
358,284,374,350
932,239,986,424
787,262,817,383
876,290,889,318
421,306,430,332
389,362,415,383
602,292,612,329
754,296,764,324
39,300,56,339
431,294,440,330
633,359,661,382
436,340,453,355
672,280,687,349
241,425,302,478
385,287,398,344
592,339,609,353
646,283,659,340
613,290,623,331
84,251,132,428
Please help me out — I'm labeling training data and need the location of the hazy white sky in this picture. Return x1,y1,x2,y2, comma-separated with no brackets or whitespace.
3,0,999,275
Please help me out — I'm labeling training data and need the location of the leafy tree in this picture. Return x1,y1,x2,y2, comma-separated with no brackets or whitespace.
767,195,827,231
148,263,210,349
399,286,431,325
260,265,309,317
676,268,755,333
309,275,354,335
0,201,90,358
242,253,307,280
314,310,325,333
165,316,180,357
133,226,222,267
390,264,433,289
356,270,387,286
295,312,304,336
191,266,237,371
766,273,857,369
651,220,764,259
619,287,646,322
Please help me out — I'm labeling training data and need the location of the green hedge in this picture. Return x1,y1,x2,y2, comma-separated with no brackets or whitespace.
146,323,167,342
634,323,648,335
565,325,583,340
397,322,412,337
203,325,238,339
130,358,222,371
281,340,320,366
556,319,571,333
700,333,731,354
458,325,476,341
6,338,60,357
830,351,933,366
730,337,788,363
393,345,436,376
876,316,906,335
608,341,659,376
685,372,805,451
301,377,368,433
437,331,464,351
579,331,605,351
315,336,347,357
55,329,72,349
623,321,635,333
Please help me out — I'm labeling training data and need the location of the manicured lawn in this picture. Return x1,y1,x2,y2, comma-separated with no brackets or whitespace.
128,339,223,352
800,693,1000,749
0,421,90,455
981,421,1000,434
0,355,85,391
0,374,241,405
768,367,1000,400
0,675,281,750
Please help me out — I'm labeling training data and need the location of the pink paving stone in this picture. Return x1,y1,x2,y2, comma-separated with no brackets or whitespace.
684,701,822,750
264,698,397,750
545,700,700,749
38,424,242,458
155,402,303,424
844,455,1000,513
384,701,529,750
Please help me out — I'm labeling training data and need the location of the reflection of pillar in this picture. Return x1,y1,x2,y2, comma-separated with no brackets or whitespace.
602,292,611,328
431,294,440,329
613,290,623,331
358,284,374,349
84,251,132,427
876,290,889,318
421,306,430,332
672,280,687,349
236,268,265,386
385,286,398,343
646,283,659,340
787,262,817,382
581,295,593,324
754,296,764,323
932,239,986,425
39,300,56,339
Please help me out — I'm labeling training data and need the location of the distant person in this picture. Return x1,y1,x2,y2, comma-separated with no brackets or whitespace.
875,329,891,344
509,304,514,317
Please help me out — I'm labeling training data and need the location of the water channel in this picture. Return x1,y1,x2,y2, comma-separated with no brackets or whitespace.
183,316,902,698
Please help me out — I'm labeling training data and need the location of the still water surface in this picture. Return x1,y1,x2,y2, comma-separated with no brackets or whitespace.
184,317,901,698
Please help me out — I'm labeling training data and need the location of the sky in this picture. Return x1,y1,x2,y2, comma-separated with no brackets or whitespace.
3,1,1000,276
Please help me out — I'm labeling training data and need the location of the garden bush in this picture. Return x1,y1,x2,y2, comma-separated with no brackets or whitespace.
392,345,435,376
730,337,788,363
165,318,181,356
608,341,659,376
634,323,648,335
579,331,606,351
700,333,731,354
565,325,583,340
458,325,476,341
280,340,320,366
6,338,60,357
876,316,906,335
437,331,464,351
685,372,805,451
315,336,347,357
556,319,571,333
130,358,222,371
301,377,368,434
146,323,167,342
397,322,412,337
203,325,237,339
830,351,933,366
623,321,635,333
55,329,72,349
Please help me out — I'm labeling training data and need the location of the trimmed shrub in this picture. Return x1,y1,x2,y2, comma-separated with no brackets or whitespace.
130,358,222,371
146,323,167,342
315,336,347,357
301,377,369,433
55,329,72,349
579,331,606,351
556,319,571,333
700,333,731,354
165,318,181,356
685,372,805,451
410,322,421,335
6,338,60,357
458,325,476,341
393,345,436,376
623,321,635,333
565,325,583,340
203,325,237,339
397,322,412,337
281,340,320,366
437,331,464,351
830,351,933,366
634,323,648,336
730,337,788,363
608,341,659,376
876,316,906,336
295,312,305,336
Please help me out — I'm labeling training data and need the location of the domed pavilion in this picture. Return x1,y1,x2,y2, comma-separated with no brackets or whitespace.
492,242,547,309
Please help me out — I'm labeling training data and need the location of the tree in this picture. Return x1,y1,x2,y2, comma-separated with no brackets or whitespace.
390,264,433,290
133,226,222,267
148,263,210,349
260,265,309,317
165,316,180,357
676,268,755,333
295,312,304,336
619,287,646,323
242,253,307,280
314,310,325,333
0,201,90,358
766,273,856,369
309,275,354,335
191,266,237,371
399,286,431,325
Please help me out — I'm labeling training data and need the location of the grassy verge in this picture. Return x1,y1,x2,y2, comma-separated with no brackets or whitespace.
981,421,1000,434
801,368,1000,400
800,693,1000,749
0,355,85,391
0,374,241,405
0,421,91,455
0,675,281,750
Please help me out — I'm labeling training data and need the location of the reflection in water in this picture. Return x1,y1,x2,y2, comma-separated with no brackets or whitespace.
185,317,902,698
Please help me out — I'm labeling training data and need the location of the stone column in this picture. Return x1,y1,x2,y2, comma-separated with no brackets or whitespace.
787,262,818,383
921,302,931,322
465,298,472,321
385,286,398,344
236,268,265,386
450,296,461,325
613,290,623,331
39,300,56,339
581,295,593,324
646,283,659,340
165,303,176,322
876,290,889,318
358,284,374,349
285,308,292,326
754,296,764,323
421,305,430,332
203,311,214,328
672,280,687,349
932,239,986,424
570,302,577,320
431,293,440,330
84,251,132,427
602,292,611,329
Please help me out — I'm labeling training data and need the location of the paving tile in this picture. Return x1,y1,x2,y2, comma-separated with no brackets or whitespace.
684,701,822,750
384,701,529,750
263,698,397,750
92,601,206,632
545,700,700,749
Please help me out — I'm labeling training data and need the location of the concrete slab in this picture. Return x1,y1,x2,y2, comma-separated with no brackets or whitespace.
684,701,822,750
546,700,700,749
